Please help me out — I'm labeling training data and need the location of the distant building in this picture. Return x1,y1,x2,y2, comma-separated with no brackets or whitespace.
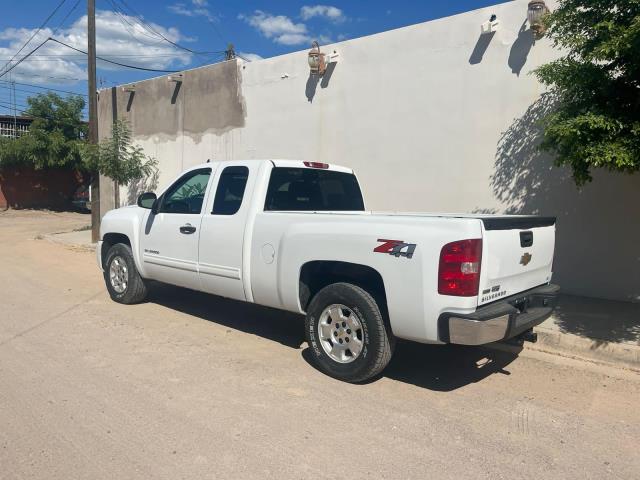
0,115,33,139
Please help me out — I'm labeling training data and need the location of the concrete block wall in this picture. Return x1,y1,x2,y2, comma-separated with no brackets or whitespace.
98,0,640,303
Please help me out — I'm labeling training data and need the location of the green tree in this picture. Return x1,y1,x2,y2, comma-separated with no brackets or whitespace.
534,0,640,185
0,93,157,196
82,119,157,186
0,92,86,169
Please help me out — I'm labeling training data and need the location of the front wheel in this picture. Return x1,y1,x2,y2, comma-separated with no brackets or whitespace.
305,282,395,383
103,243,148,304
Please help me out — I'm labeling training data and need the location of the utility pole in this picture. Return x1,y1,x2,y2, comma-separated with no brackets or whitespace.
88,0,100,242
9,73,17,138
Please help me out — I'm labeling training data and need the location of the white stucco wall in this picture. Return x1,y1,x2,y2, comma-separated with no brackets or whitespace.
99,0,640,303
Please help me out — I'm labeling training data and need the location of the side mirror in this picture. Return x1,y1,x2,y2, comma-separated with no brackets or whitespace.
137,192,157,209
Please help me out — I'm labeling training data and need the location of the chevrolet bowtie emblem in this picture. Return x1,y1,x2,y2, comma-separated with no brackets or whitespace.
520,252,532,266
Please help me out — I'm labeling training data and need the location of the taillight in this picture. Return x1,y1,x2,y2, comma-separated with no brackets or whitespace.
438,239,482,296
303,161,329,169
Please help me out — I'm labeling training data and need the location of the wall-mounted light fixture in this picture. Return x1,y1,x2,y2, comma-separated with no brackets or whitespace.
307,41,339,76
168,73,183,83
480,14,499,34
121,84,136,93
528,0,549,38
308,41,326,76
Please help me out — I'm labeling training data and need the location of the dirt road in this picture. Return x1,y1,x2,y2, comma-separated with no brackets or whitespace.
1,210,638,480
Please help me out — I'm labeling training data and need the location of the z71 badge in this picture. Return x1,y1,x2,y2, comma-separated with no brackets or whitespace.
373,239,417,259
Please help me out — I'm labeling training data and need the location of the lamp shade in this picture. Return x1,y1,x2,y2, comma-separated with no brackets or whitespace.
527,0,549,35
308,54,320,69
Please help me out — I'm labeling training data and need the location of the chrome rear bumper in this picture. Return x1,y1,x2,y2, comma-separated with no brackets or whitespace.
438,284,560,346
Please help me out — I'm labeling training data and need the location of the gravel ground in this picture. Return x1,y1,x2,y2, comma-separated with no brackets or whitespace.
1,210,639,480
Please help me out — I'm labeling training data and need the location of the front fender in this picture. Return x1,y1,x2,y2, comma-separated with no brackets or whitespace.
100,206,148,277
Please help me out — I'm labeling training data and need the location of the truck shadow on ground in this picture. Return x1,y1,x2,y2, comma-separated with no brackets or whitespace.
376,342,518,392
147,283,519,392
302,341,519,391
147,283,306,349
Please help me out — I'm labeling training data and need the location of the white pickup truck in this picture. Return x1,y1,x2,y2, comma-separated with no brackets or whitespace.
98,160,559,382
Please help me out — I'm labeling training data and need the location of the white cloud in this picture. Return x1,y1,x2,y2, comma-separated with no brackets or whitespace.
168,4,193,16
239,10,311,46
0,10,193,85
168,1,217,23
300,5,346,23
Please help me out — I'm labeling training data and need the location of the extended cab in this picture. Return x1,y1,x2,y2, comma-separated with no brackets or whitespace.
98,160,559,382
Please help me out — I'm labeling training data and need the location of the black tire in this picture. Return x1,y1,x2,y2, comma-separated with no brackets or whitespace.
305,282,395,383
103,243,148,304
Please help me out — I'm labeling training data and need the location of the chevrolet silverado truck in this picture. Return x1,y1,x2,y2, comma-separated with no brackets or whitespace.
97,160,559,382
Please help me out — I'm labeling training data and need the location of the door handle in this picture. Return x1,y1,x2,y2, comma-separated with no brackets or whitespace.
180,224,197,234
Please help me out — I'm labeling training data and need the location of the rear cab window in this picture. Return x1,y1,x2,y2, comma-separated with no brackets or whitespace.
265,167,365,211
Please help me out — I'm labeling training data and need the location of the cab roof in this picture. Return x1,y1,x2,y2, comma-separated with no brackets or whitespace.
187,159,354,174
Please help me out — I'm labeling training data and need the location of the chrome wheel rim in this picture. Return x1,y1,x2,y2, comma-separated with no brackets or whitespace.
109,256,128,294
318,304,364,364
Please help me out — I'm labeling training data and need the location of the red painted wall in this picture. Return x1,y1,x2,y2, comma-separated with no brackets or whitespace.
0,167,86,210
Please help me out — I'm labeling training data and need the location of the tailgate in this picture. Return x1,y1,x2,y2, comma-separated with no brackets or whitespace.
478,217,555,305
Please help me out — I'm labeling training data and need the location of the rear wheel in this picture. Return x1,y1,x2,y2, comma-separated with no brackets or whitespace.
305,282,394,383
103,243,148,304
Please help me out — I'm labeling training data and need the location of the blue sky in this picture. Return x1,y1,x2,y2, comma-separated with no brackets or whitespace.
0,0,500,117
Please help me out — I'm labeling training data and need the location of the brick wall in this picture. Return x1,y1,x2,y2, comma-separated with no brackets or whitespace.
0,167,87,210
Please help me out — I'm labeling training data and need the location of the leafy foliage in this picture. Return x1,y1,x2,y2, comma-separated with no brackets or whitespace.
534,0,640,184
0,94,156,189
0,93,86,169
82,119,157,186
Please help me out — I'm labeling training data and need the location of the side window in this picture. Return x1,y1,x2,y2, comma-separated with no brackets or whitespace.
212,166,249,215
160,169,211,214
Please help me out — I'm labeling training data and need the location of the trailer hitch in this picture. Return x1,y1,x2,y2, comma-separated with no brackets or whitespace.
504,328,538,347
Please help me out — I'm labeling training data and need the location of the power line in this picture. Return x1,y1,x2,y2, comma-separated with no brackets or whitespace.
112,0,193,51
0,52,223,60
0,37,53,80
52,0,83,36
0,88,43,100
107,0,228,67
105,0,170,46
0,100,33,112
193,53,227,69
0,97,84,112
1,1,227,86
0,81,87,98
201,11,228,47
0,0,68,76
17,73,86,82
0,35,183,79
112,0,219,56
0,78,86,97
50,37,182,72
